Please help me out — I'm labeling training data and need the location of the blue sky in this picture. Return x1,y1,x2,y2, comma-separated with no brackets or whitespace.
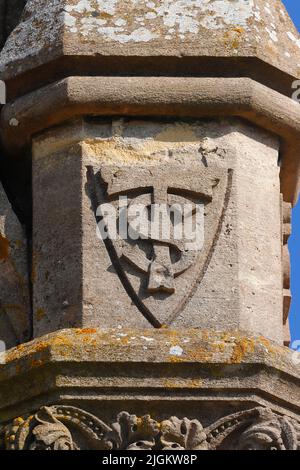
282,0,300,344
283,0,300,30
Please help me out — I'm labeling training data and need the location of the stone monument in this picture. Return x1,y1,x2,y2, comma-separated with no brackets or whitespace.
0,0,300,450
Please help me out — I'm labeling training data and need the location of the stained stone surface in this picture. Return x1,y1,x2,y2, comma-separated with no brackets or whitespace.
0,328,300,450
3,405,300,450
31,118,283,342
0,0,299,100
0,0,299,452
0,181,30,349
1,0,300,76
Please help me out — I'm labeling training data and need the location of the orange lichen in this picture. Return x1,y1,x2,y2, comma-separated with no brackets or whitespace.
183,346,214,363
75,328,97,335
232,27,245,34
230,338,255,364
163,378,202,389
30,359,43,368
223,27,244,50
99,11,113,19
0,329,296,386
13,417,24,426
169,355,185,363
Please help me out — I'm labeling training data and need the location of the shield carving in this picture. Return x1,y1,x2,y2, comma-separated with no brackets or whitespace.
89,164,231,327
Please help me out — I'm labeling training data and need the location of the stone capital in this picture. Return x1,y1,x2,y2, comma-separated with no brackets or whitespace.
1,329,300,450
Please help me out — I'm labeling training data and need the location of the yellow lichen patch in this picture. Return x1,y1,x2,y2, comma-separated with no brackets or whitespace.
199,329,211,343
0,233,9,260
154,328,180,345
183,346,214,363
232,27,245,34
223,27,245,50
257,336,289,360
135,415,157,435
50,334,74,349
4,332,73,364
75,328,97,335
1,329,297,380
99,11,113,20
163,378,202,389
30,359,44,368
230,337,255,364
214,341,226,353
187,378,203,388
168,355,185,364
13,417,24,426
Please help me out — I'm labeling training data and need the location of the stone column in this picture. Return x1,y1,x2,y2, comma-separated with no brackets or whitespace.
0,0,300,451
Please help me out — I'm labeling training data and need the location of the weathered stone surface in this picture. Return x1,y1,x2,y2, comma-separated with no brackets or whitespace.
31,118,283,342
0,0,299,98
1,76,300,204
0,0,299,453
0,328,300,448
2,405,300,450
0,181,30,349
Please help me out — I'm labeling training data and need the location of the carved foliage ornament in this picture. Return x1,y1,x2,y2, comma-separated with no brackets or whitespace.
1,406,299,451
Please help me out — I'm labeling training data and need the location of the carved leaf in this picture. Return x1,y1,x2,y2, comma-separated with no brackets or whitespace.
238,409,288,450
3,405,300,451
280,417,298,450
105,412,159,450
160,417,208,450
30,407,74,450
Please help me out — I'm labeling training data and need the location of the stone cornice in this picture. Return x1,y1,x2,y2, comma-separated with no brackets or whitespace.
1,76,300,203
0,328,300,423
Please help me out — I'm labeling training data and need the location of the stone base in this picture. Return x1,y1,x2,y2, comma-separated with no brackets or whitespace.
0,328,300,450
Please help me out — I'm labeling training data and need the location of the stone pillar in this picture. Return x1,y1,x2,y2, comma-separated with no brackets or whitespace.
0,0,300,451
30,118,284,341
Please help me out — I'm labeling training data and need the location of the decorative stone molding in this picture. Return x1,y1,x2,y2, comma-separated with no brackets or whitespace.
2,77,299,204
1,0,299,99
0,1,299,453
1,406,300,451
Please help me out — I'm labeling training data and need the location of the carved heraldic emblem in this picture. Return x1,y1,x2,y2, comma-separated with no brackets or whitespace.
89,164,230,326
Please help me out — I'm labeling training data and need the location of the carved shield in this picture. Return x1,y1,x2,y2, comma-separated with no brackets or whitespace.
90,164,231,327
